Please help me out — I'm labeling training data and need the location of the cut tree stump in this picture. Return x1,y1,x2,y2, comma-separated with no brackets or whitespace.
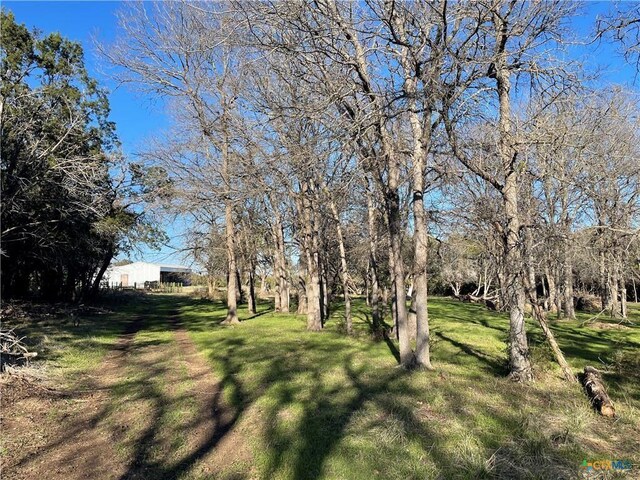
581,366,615,417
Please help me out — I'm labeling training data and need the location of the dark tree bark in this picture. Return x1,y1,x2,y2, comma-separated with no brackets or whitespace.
88,245,115,300
581,366,615,417
247,263,256,315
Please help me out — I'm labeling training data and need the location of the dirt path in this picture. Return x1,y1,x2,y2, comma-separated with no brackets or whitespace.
1,311,250,480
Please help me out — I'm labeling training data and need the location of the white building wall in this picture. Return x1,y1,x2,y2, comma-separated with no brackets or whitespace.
105,262,161,288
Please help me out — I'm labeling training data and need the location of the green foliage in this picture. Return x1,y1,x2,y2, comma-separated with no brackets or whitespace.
0,10,159,301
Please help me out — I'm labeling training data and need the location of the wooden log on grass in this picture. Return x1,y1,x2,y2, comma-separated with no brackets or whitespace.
581,366,615,417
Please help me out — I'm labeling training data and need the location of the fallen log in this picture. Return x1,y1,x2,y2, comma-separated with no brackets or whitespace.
581,366,615,417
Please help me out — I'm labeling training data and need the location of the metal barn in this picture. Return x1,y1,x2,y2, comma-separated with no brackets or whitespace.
104,262,191,288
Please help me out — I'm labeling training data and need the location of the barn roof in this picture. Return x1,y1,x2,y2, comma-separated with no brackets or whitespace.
111,261,191,273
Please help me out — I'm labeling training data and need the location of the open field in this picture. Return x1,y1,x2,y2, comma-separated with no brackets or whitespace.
2,294,639,479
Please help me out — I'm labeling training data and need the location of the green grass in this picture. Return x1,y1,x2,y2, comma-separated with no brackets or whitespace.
180,296,640,480
5,293,639,479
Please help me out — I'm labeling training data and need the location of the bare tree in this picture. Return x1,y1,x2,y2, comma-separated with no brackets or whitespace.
101,1,251,323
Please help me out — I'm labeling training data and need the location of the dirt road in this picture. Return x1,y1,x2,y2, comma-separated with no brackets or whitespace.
1,310,251,480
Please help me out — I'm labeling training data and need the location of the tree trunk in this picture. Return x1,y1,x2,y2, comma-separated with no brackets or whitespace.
221,123,238,324
387,187,411,365
541,270,548,309
563,254,575,319
387,239,399,340
320,258,329,325
619,277,627,319
300,184,322,331
524,229,537,312
271,207,290,313
236,269,244,304
397,21,433,369
494,18,532,381
610,270,620,317
259,273,267,296
88,245,114,300
545,264,557,313
484,273,493,301
365,266,370,307
600,250,612,312
274,278,281,312
223,202,239,324
581,366,615,417
306,266,322,330
329,199,352,334
407,287,417,342
207,275,216,298
503,196,532,381
297,275,307,315
248,263,256,315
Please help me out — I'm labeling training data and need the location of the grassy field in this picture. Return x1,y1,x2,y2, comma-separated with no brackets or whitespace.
179,296,640,479
3,294,639,479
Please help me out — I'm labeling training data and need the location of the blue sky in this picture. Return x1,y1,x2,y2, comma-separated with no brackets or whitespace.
5,1,169,156
4,1,638,266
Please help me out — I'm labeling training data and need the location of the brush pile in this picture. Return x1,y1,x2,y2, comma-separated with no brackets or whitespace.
0,328,37,372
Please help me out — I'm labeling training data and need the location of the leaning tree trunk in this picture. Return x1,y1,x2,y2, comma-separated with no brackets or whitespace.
525,264,575,383
88,244,114,300
532,305,575,382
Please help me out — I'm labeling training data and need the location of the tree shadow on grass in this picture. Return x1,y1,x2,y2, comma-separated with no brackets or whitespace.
12,298,251,480
15,295,637,480
435,331,507,376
